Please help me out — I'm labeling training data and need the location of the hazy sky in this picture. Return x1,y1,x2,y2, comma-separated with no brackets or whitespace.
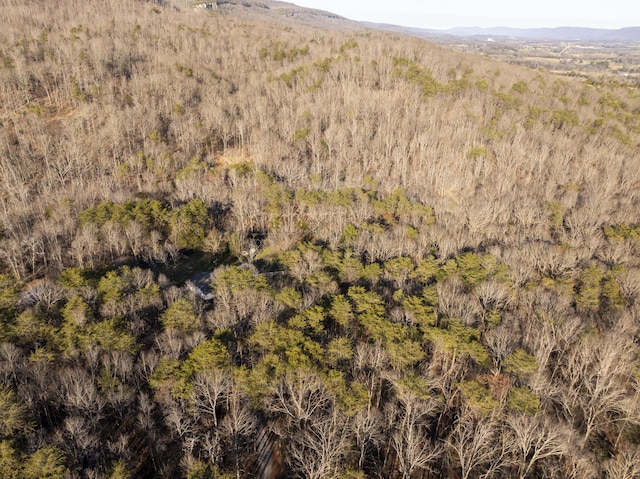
289,0,639,30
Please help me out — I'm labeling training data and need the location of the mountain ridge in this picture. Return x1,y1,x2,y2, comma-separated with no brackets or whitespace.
172,0,363,29
183,1,640,41
441,25,640,41
360,22,640,42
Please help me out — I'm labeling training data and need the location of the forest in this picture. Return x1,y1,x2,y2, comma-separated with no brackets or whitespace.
1,0,640,477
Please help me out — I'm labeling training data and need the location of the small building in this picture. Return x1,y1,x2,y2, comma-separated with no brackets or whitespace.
192,2,216,9
186,263,267,301
186,271,215,300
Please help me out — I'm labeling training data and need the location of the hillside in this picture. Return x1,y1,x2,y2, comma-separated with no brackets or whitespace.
171,0,361,29
1,0,640,478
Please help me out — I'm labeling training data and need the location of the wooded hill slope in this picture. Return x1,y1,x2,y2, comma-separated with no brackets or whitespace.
1,0,640,478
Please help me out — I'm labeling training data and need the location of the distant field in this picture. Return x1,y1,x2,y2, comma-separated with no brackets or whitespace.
445,38,640,80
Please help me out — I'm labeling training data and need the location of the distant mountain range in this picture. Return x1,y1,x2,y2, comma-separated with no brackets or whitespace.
179,1,640,42
435,26,640,42
360,23,640,42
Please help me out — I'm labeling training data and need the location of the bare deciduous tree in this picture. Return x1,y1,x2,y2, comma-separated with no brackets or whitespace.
390,392,442,479
604,446,640,479
220,385,257,479
287,415,350,479
446,414,507,479
191,370,232,428
507,414,568,479
351,408,384,471
560,332,635,448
